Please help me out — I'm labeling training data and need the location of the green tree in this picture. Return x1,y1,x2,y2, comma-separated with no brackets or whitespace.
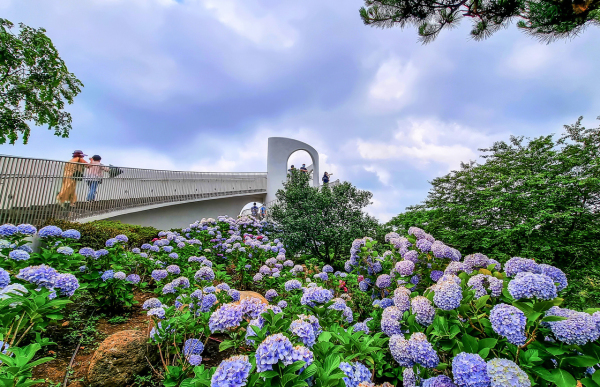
359,0,600,43
270,170,380,265
0,19,83,145
389,116,600,270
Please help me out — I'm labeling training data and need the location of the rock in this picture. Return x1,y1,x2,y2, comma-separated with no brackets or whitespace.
235,291,268,305
87,330,155,387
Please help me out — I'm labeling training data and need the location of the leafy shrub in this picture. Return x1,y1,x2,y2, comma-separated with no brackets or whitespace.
43,219,158,250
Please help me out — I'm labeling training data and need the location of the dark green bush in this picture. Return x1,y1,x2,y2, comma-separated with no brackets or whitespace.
43,219,159,250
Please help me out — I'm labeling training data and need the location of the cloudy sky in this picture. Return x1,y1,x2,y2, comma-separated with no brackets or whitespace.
2,0,600,221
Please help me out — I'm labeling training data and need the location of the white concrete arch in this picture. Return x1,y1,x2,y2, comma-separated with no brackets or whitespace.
266,137,319,203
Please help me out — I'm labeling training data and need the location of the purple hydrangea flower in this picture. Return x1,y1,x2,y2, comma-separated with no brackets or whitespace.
407,332,439,368
95,249,109,257
411,296,435,326
126,274,141,284
16,265,57,288
433,280,462,310
351,318,373,335
57,246,74,256
486,358,530,387
544,307,600,345
468,274,503,298
0,224,18,236
285,279,302,291
416,239,433,252
490,304,527,346
115,234,128,242
265,289,278,301
38,225,62,238
143,297,162,310
0,268,10,288
209,303,244,333
78,247,95,257
430,270,444,282
255,333,294,372
239,297,267,319
101,270,114,282
339,361,371,387
381,306,404,336
452,352,490,387
105,238,118,247
54,273,79,297
508,272,557,300
195,267,215,282
9,250,29,261
113,271,126,280
151,269,169,282
504,257,540,277
291,345,313,373
376,274,392,289
16,224,37,235
217,283,231,291
389,334,413,367
166,265,180,275
201,293,218,312
211,355,252,387
290,318,317,347
539,264,568,291
147,307,166,319
61,229,81,239
403,250,419,263
228,289,240,301
422,376,457,387
301,286,333,307
278,300,287,309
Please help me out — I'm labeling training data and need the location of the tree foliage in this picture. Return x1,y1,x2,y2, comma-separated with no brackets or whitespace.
270,170,380,265
359,0,600,43
0,19,83,145
388,116,600,271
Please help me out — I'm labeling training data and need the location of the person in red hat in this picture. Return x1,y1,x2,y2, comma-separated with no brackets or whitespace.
56,150,88,207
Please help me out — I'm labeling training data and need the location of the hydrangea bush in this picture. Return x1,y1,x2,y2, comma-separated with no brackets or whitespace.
2,218,600,387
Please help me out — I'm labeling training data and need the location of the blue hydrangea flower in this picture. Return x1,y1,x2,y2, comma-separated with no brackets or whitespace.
255,333,294,372
389,334,413,367
403,250,419,263
452,352,490,387
278,300,288,309
141,243,151,250
239,297,267,319
209,304,243,333
17,265,58,288
150,245,160,252
291,345,313,373
95,249,109,258
101,270,114,281
126,274,141,284
166,265,180,275
490,304,527,346
422,376,457,387
201,293,218,312
211,355,252,387
57,246,74,256
403,368,417,387
504,257,540,277
508,272,557,300
163,246,173,253
417,239,433,253
151,269,169,282
322,265,334,273
78,247,95,257
486,358,530,387
265,289,278,301
148,307,166,319
433,280,462,310
376,274,392,289
195,267,215,281
61,229,81,239
468,275,503,298
115,234,128,242
544,307,600,345
105,238,118,247
381,306,404,336
408,332,439,368
228,289,240,301
0,224,18,236
113,271,126,280
38,225,62,238
350,318,372,334
9,250,29,261
131,248,141,254
168,253,179,259
285,279,302,291
143,298,162,310
300,286,333,307
431,270,444,282
290,318,317,347
217,283,231,291
538,264,568,291
339,361,371,387
16,224,36,235
395,260,415,276
54,273,79,297
411,296,435,326
0,268,10,288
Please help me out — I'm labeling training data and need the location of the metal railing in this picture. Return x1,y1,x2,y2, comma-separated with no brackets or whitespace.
0,155,267,226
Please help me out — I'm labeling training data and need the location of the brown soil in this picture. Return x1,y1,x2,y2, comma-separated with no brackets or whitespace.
33,291,156,386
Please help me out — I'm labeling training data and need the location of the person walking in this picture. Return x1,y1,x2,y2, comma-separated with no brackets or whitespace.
322,171,332,184
85,155,108,202
251,202,259,218
57,150,88,207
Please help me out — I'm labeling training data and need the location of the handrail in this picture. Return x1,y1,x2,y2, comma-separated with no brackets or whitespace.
0,155,267,226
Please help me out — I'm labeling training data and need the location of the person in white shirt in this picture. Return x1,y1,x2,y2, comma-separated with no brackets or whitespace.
85,155,108,202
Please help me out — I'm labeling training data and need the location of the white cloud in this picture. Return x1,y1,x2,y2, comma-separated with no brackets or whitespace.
367,57,419,112
200,0,298,49
357,118,500,171
364,165,391,185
